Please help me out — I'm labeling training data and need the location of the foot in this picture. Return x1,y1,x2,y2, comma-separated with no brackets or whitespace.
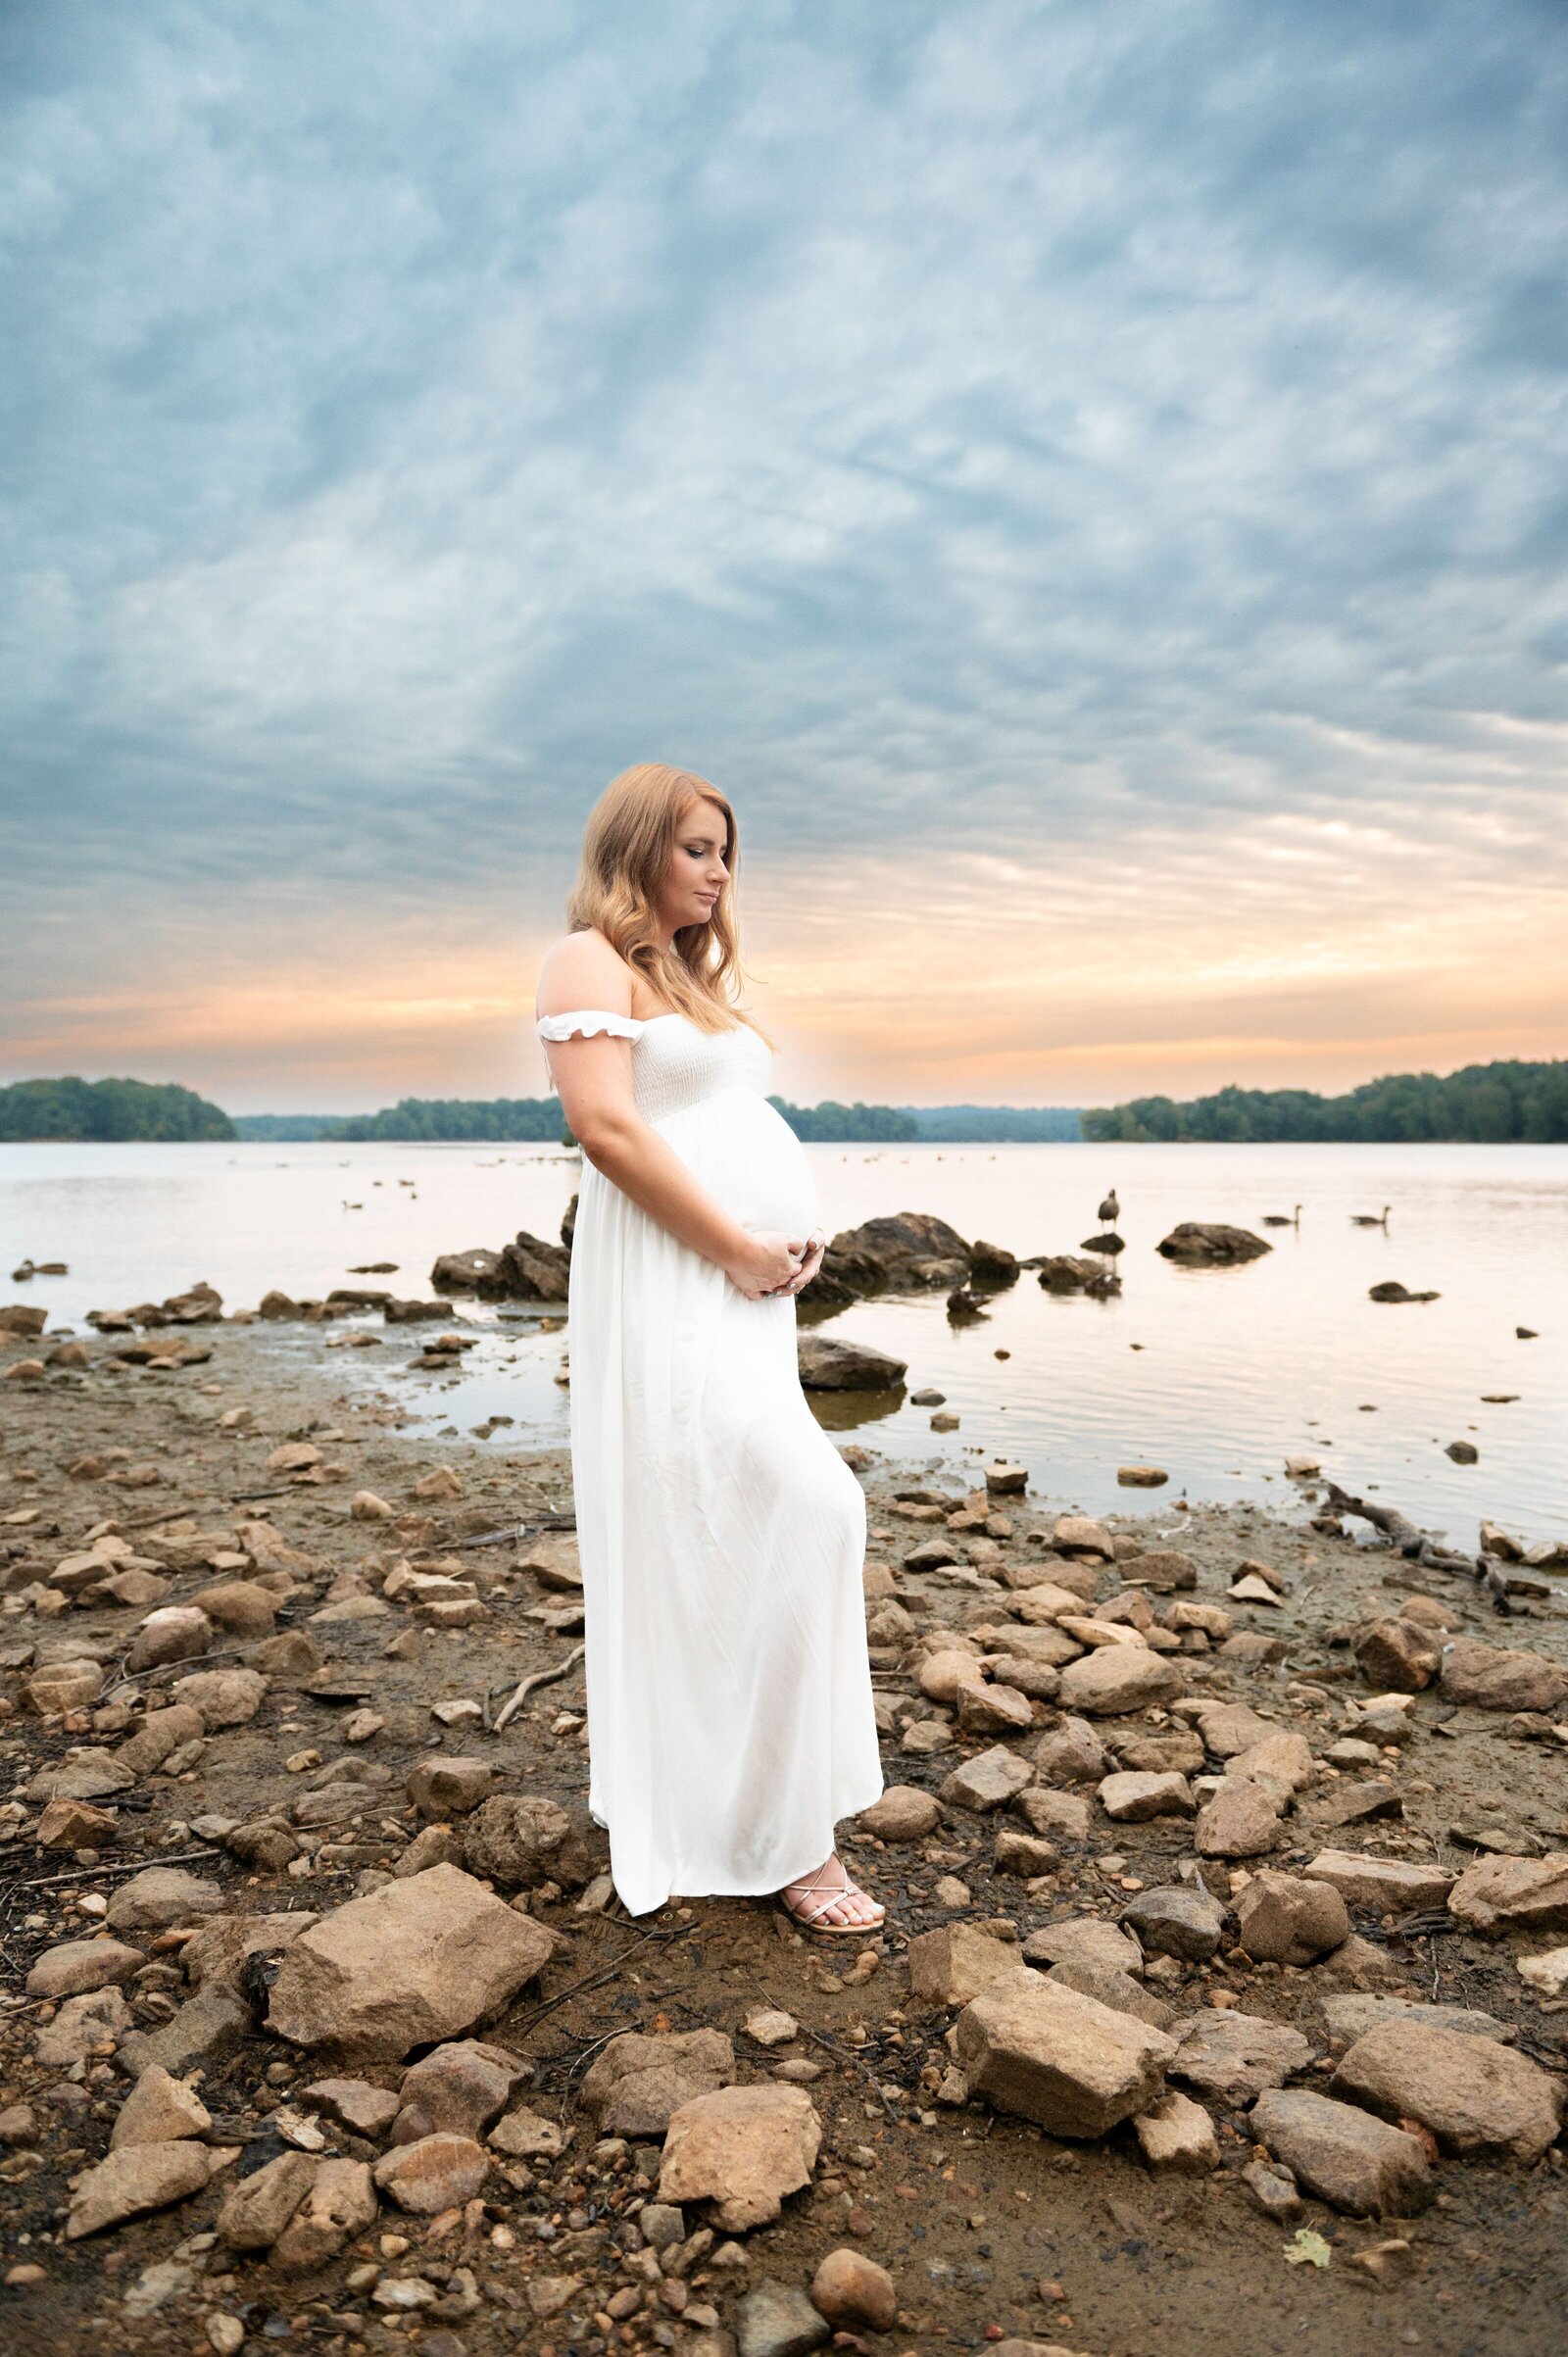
778,1850,884,1931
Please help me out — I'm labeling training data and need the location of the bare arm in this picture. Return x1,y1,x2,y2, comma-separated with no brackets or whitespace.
537,937,807,1299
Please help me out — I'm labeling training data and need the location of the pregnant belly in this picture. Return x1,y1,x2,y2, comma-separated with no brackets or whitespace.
661,1090,819,1236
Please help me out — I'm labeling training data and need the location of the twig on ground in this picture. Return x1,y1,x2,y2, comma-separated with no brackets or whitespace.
510,1918,699,2040
492,1643,586,1734
1323,1481,1512,1613
2,1846,222,1897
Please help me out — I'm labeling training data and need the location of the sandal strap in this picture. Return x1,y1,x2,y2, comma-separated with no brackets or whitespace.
782,1871,884,1925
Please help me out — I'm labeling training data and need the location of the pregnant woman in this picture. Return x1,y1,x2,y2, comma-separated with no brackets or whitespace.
534,762,886,1932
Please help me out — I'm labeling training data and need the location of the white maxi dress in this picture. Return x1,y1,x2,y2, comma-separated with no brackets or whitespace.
535,1007,885,1918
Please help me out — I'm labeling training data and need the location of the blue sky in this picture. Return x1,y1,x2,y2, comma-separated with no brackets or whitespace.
2,0,1566,1110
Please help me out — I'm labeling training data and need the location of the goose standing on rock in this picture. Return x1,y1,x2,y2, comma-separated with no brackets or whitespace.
1350,1203,1392,1228
1098,1187,1120,1227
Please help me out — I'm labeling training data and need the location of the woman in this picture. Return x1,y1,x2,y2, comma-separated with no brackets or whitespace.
534,762,887,1933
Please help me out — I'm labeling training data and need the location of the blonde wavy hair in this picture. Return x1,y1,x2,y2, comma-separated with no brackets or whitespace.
565,763,773,1043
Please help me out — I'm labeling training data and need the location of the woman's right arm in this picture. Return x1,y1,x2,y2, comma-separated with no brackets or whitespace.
537,939,805,1299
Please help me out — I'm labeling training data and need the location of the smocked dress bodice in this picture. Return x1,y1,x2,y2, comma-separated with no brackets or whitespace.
535,1007,773,1124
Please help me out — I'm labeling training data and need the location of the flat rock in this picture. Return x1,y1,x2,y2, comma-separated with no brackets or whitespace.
1015,1787,1094,1842
1099,1770,1195,1823
1440,1639,1568,1714
939,1744,1035,1811
1250,2088,1434,2217
1056,1646,1182,1715
26,1749,135,1802
1446,1852,1568,1936
956,1967,1174,2136
34,1985,130,2067
1194,1777,1282,1859
65,2140,214,2239
106,1867,224,1934
1179,1701,1277,1758
1321,1994,1506,2046
117,1984,250,2080
265,1864,553,2062
1045,1960,1174,2030
1119,1885,1228,1962
1228,1731,1315,1792
659,2084,821,2231
1517,1947,1568,1997
373,2131,490,2213
1332,2021,1564,2162
25,1937,144,2000
859,1786,942,1841
1021,1917,1143,1975
1235,1871,1350,1965
1304,1849,1454,1915
907,1923,1022,2006
1133,2088,1219,2173
269,2155,378,2275
580,2028,736,2137
489,2106,571,2158
300,2078,401,2137
1170,2011,1314,2104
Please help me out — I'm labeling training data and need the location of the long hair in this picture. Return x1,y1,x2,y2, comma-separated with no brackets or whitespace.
565,763,773,1043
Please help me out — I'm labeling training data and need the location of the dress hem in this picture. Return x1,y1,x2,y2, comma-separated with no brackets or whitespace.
604,1770,888,1919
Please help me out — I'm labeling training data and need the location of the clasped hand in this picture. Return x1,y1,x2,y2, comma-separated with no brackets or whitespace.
726,1226,826,1299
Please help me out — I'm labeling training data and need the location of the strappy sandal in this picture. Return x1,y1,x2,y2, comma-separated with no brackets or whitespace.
776,1856,886,1937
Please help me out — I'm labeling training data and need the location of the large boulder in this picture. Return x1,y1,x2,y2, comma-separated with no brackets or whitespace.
462,1793,608,1891
1439,1640,1568,1714
580,2029,736,2137
1332,2021,1564,2163
265,1865,553,2062
953,1968,1174,2137
659,2084,821,2230
822,1212,972,1295
1250,2088,1435,2217
796,1334,907,1391
1155,1223,1271,1264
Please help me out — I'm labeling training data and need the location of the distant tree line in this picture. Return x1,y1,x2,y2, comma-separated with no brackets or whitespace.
0,1076,233,1142
327,1096,566,1142
1084,1060,1568,1144
769,1097,919,1141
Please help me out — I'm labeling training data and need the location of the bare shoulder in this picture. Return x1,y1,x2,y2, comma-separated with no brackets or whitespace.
535,928,633,1017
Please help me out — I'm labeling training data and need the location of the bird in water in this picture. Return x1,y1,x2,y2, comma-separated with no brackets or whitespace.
1261,1203,1301,1228
1098,1187,1120,1226
1350,1204,1392,1228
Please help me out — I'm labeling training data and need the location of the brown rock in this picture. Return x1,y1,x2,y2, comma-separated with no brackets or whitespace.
269,2155,378,2273
106,1867,224,1934
299,2078,401,2136
1015,1787,1093,1842
373,2131,489,2214
659,2084,821,2231
956,1679,1035,1736
1440,1639,1568,1714
954,1968,1174,2136
188,1580,277,1636
1303,1850,1454,1914
1170,2011,1314,2104
1133,2088,1219,2173
1250,2088,1434,2216
1227,1730,1315,1792
1098,1771,1195,1823
1194,1777,1282,1859
1235,1871,1350,1965
172,1667,268,1727
1353,1618,1441,1694
266,1864,553,2062
1032,1718,1108,1783
1056,1646,1182,1716
1021,1916,1143,1975
65,2140,214,2239
33,1985,130,2067
25,1658,105,1715
939,1745,1035,1811
1119,1885,1227,1962
110,2065,213,2149
906,1923,1021,2006
393,2038,527,2142
217,2150,319,2249
858,1786,941,1841
1332,2021,1564,2162
1447,1852,1568,1936
35,1796,119,1850
462,1792,609,1891
118,1704,206,1777
25,1938,144,2000
406,1755,493,1818
1045,1961,1173,2030
125,1607,214,1672
810,2248,898,2331
580,2029,736,2137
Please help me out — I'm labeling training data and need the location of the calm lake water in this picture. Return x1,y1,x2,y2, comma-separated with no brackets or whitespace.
2,1140,1564,1546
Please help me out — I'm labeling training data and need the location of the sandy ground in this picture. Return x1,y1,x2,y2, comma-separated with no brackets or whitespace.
0,1307,1565,2357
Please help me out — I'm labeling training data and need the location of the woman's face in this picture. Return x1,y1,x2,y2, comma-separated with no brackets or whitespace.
659,800,730,935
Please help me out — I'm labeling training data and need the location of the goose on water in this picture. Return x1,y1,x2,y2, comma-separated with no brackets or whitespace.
1350,1203,1391,1228
1261,1203,1301,1228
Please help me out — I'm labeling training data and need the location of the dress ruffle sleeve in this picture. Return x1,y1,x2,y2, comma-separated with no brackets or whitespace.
536,1008,644,1041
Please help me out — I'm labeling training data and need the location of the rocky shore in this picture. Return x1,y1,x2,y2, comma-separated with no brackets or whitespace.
1,1288,1566,2357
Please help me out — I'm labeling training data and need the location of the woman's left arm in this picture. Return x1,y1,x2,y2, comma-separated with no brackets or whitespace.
764,1227,825,1297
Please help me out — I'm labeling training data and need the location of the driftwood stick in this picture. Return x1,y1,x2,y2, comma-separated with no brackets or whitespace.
1323,1482,1512,1614
492,1643,586,1735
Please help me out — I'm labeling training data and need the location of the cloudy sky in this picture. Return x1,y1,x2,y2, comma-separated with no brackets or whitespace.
3,0,1566,1113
